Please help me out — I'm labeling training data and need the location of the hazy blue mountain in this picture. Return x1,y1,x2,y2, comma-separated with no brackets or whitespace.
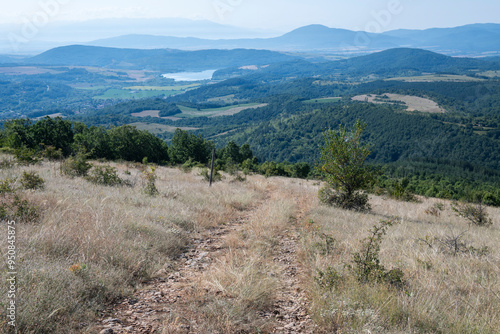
0,55,23,63
382,24,500,55
86,23,500,56
88,24,405,52
0,18,278,54
22,45,301,72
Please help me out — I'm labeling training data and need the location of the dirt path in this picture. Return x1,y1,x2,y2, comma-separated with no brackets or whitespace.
269,194,317,334
97,179,317,334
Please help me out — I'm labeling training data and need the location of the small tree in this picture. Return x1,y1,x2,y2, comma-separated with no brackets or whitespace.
451,201,493,227
318,120,373,211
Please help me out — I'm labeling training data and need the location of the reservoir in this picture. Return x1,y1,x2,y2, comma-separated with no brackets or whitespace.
162,69,216,81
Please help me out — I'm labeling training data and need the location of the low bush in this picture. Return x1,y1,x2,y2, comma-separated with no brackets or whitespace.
14,148,41,165
350,219,404,288
143,167,159,196
20,171,45,190
0,177,16,194
319,186,370,211
451,201,493,227
60,153,92,177
200,167,222,183
86,165,123,186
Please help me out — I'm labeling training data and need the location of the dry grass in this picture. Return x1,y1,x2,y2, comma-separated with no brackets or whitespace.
2,154,499,333
0,156,261,333
177,176,288,333
191,248,279,333
301,192,500,333
177,176,315,333
352,93,446,113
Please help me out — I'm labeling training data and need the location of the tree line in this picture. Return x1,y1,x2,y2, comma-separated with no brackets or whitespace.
0,117,311,179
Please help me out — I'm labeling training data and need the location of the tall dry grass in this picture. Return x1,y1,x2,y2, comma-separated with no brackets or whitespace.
0,156,261,333
301,193,500,333
2,153,499,334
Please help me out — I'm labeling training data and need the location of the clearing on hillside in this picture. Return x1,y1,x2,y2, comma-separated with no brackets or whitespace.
128,122,199,134
386,74,485,82
130,110,162,118
352,93,446,113
176,103,268,118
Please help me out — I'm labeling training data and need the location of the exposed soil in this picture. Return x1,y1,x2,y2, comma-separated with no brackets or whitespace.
96,181,317,334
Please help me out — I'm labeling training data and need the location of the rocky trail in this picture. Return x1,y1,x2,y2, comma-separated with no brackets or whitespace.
97,181,317,334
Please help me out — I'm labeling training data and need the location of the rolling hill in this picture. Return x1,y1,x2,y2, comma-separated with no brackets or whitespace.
214,48,500,81
23,45,302,72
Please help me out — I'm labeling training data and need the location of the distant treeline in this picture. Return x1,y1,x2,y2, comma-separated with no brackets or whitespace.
0,117,311,179
1,116,499,205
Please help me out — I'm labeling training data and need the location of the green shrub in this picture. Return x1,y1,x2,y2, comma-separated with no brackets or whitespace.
451,201,493,227
223,157,239,176
0,158,14,169
86,165,123,186
319,186,370,211
180,158,204,173
231,173,246,183
20,171,45,190
13,195,41,223
41,145,63,161
350,219,404,288
200,167,222,183
314,267,343,290
143,167,159,196
0,178,16,194
14,148,41,165
60,153,92,177
387,178,419,202
0,192,41,223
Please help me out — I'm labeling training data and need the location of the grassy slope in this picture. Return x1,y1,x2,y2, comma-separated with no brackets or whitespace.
0,155,261,333
1,154,499,333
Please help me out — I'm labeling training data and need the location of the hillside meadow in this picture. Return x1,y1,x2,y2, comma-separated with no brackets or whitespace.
0,154,499,333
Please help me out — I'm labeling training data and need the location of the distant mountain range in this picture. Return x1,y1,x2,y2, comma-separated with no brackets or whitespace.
2,21,500,57
86,23,500,56
0,18,277,55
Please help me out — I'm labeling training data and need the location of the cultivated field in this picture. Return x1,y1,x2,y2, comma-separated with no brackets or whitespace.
386,74,485,82
127,122,199,134
129,103,268,119
353,93,447,113
176,103,268,118
1,154,498,333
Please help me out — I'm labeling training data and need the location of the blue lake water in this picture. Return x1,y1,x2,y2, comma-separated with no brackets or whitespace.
162,69,216,81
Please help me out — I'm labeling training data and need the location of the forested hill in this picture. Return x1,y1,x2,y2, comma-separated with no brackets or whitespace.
218,101,500,170
22,45,301,72
338,48,493,74
214,48,500,81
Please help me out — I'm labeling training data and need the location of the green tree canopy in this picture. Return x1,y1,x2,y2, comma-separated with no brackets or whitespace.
319,119,373,210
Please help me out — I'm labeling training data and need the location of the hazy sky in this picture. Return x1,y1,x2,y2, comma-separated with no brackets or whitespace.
2,0,500,32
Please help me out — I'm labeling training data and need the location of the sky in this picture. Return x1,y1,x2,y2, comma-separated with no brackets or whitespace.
1,0,500,34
